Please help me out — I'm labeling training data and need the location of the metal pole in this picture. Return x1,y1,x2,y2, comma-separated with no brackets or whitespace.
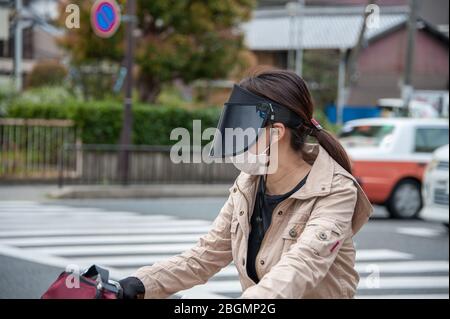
118,0,136,185
14,0,23,92
402,0,418,115
336,49,347,125
286,2,297,71
337,0,376,125
288,16,295,70
295,0,305,76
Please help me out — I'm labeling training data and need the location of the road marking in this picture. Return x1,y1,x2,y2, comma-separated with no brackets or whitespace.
356,294,449,299
0,220,212,230
23,243,198,256
0,225,212,237
358,276,449,289
396,227,445,238
0,207,105,212
0,234,202,246
356,249,413,261
356,261,449,274
0,213,173,220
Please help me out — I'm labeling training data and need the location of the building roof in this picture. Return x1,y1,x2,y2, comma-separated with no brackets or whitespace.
242,6,409,50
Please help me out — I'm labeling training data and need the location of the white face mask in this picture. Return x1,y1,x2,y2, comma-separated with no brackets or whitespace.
230,145,270,175
229,128,278,175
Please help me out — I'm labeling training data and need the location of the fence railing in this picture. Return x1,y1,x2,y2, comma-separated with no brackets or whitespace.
0,118,77,182
1,119,239,185
58,144,239,187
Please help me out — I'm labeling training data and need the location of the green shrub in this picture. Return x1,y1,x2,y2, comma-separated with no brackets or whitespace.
6,100,221,145
11,86,78,106
27,60,68,88
6,99,335,145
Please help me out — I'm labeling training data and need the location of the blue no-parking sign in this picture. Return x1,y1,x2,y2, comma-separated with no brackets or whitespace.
91,0,121,38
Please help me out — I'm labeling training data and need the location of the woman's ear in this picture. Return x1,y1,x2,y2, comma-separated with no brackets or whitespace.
271,122,286,142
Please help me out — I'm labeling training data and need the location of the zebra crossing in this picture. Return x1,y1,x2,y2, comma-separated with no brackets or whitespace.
0,201,448,299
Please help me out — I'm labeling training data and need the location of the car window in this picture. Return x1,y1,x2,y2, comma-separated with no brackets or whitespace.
339,125,395,148
414,127,449,153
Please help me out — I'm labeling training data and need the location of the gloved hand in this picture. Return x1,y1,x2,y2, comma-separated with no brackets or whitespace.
118,277,145,299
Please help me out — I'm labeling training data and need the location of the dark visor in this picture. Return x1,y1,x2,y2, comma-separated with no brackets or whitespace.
209,84,304,158
209,103,271,158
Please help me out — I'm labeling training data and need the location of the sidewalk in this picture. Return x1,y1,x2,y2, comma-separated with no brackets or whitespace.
50,184,231,199
0,184,231,200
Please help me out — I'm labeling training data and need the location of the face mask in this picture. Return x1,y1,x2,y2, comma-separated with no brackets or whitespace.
230,145,270,175
229,128,278,175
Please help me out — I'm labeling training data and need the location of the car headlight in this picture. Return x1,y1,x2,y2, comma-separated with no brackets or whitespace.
426,158,438,174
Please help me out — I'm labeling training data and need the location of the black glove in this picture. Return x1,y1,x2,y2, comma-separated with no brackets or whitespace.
118,277,145,299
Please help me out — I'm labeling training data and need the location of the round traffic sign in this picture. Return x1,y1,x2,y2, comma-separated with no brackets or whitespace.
91,0,121,38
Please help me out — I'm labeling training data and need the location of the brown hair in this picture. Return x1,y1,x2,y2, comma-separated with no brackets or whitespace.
239,66,353,174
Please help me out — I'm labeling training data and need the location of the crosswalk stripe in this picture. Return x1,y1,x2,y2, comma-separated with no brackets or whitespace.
0,207,105,212
356,249,413,261
0,220,212,230
0,214,174,221
24,243,197,256
356,294,449,299
0,225,212,237
358,276,449,289
0,201,40,205
0,234,202,246
0,212,139,218
356,261,449,274
396,227,444,238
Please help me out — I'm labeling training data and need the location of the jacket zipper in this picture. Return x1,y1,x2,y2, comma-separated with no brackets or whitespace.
236,179,258,224
254,199,291,281
236,179,258,283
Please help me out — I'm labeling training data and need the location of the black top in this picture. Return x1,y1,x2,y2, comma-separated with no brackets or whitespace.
246,173,309,283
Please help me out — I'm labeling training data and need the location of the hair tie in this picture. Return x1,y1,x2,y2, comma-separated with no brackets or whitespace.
311,118,323,131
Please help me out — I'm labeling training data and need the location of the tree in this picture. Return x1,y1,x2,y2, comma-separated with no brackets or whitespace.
302,49,340,111
58,0,256,102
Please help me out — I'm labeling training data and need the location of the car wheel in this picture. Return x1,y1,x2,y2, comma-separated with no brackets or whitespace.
386,179,423,219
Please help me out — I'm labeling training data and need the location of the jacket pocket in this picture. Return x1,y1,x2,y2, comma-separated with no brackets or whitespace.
230,219,240,266
281,222,306,253
302,220,344,257
230,219,239,235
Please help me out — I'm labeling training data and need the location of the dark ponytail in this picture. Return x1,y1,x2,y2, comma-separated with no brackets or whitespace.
311,129,352,174
239,66,353,175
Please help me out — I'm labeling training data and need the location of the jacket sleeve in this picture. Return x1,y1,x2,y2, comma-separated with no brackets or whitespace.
241,174,358,299
132,194,235,299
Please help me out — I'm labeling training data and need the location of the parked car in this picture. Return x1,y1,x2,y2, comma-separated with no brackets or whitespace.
420,144,449,228
339,118,449,219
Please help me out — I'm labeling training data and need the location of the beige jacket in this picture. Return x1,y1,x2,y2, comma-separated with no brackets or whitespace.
133,143,374,299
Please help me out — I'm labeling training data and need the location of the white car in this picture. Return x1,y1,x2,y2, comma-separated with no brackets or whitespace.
420,144,449,228
339,118,449,219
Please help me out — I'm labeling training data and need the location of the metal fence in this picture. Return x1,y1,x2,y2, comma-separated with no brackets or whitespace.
0,118,77,182
58,144,239,187
0,119,239,185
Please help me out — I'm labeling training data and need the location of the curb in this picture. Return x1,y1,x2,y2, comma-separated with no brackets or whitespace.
48,184,231,199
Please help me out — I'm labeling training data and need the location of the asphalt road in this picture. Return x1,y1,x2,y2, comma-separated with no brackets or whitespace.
0,198,448,299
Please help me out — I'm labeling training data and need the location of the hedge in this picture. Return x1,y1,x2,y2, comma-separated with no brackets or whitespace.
5,99,336,145
6,100,221,145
